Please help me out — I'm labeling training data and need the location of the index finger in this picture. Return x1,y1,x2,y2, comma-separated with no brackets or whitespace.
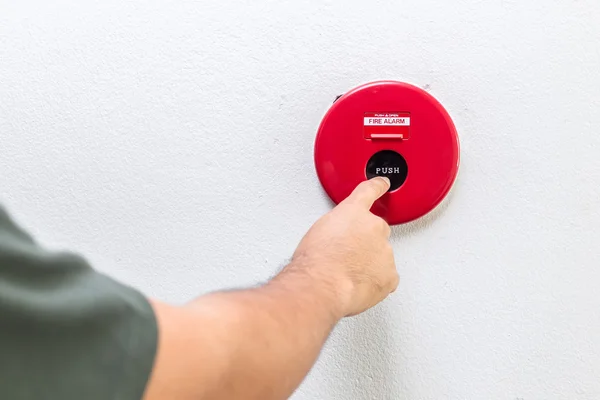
343,177,390,208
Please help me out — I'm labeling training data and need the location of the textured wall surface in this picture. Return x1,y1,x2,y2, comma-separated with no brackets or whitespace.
2,1,600,398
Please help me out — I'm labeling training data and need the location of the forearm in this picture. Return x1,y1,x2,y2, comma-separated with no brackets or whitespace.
194,265,343,398
144,177,395,400
145,262,348,400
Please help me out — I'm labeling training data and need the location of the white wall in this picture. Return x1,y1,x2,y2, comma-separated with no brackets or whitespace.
2,0,600,398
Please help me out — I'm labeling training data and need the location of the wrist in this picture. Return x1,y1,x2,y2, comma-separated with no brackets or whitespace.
270,257,352,322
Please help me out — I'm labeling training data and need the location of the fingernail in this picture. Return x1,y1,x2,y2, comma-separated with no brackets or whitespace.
379,176,390,186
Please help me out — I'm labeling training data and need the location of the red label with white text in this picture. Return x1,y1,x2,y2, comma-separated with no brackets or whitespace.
364,112,411,140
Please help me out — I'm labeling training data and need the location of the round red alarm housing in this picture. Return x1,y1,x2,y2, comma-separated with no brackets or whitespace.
314,81,460,225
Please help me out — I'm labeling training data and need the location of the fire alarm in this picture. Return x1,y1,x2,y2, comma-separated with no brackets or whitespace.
314,81,460,225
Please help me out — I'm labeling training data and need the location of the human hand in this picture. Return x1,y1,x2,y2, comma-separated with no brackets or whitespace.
291,177,398,317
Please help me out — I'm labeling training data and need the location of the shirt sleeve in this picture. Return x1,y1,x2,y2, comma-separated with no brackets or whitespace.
0,206,158,400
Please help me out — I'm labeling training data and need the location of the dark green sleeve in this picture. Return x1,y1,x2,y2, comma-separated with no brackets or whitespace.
0,206,158,400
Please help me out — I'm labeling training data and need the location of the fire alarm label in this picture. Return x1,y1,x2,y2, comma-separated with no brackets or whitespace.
364,112,411,140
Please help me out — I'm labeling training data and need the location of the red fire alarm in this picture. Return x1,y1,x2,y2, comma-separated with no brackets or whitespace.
314,81,460,225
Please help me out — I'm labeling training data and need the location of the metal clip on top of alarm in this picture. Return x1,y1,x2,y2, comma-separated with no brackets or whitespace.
314,80,460,225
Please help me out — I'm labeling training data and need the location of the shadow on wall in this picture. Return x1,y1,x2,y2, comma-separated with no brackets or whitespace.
307,161,459,399
333,302,403,400
324,185,459,399
393,183,457,239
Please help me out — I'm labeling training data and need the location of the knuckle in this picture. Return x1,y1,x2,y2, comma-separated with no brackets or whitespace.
367,216,384,231
363,178,384,194
374,177,387,190
376,217,391,234
356,180,374,194
374,177,391,192
383,242,394,254
389,273,400,292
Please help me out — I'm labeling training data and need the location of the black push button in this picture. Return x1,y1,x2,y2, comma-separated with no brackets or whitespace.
365,150,408,191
